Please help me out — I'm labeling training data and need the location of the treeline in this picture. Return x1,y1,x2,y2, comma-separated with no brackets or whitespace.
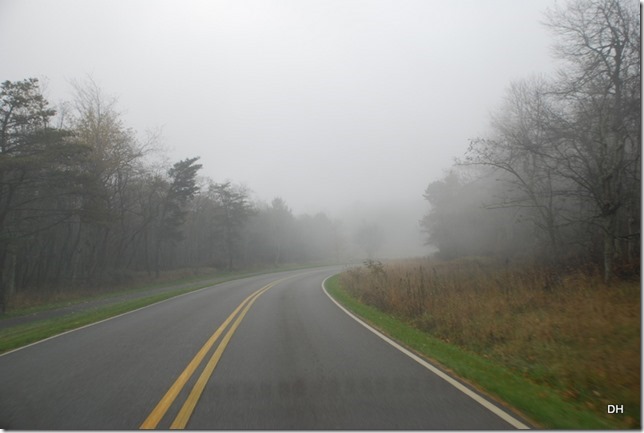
421,0,640,281
0,79,344,312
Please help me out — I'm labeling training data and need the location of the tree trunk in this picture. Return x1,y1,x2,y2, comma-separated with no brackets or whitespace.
154,236,161,278
2,246,17,311
144,227,151,277
603,217,616,283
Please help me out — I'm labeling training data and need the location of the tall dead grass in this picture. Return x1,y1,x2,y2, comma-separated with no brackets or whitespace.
340,257,640,426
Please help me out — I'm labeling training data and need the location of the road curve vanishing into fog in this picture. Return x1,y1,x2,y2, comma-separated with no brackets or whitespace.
0,266,529,429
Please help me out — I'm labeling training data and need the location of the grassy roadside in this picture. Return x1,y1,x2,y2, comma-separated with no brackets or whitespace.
0,287,201,354
324,273,619,429
3,262,326,318
1,271,221,319
0,263,327,355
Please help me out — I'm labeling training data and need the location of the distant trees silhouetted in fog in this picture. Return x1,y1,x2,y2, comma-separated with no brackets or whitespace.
422,0,640,281
0,78,345,312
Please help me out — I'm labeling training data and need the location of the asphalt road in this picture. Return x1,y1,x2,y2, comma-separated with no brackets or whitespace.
0,266,528,429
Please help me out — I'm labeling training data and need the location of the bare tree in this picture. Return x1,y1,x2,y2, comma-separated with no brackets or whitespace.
464,0,639,280
464,77,569,258
544,0,640,280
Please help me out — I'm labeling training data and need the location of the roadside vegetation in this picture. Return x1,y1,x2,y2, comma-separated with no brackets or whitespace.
1,263,323,315
377,3,640,426
0,78,348,314
0,287,198,355
0,262,326,354
1,267,220,316
331,258,639,429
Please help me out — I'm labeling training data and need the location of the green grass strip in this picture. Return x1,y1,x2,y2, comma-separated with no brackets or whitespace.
325,274,618,429
0,263,331,355
0,285,208,355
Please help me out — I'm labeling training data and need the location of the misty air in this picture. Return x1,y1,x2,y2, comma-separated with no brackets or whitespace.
0,0,640,429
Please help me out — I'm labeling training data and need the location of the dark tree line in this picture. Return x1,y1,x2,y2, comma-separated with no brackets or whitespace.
0,78,344,312
421,0,640,281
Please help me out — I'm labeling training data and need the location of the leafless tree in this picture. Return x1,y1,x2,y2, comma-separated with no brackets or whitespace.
544,0,640,280
463,0,639,280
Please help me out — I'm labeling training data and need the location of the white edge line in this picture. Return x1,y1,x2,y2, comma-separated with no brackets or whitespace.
0,281,223,358
1,269,319,358
321,274,530,430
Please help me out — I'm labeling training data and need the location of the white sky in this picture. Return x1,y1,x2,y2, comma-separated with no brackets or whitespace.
0,0,558,255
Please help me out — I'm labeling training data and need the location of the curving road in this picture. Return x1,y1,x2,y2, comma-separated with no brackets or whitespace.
0,266,529,429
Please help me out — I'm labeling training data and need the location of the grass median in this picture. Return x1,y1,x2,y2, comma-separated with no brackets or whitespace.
324,273,624,429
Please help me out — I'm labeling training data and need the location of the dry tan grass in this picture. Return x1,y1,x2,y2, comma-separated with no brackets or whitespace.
340,257,640,424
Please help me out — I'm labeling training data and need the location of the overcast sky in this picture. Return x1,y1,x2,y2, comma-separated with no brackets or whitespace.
0,0,558,255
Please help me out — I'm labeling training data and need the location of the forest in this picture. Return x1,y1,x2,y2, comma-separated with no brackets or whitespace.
421,0,640,282
1,0,640,315
0,79,353,312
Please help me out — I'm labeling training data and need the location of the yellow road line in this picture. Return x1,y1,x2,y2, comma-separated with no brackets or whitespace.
140,277,288,429
170,281,277,429
139,290,258,429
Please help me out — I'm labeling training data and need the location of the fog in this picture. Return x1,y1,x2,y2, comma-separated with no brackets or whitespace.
0,0,558,259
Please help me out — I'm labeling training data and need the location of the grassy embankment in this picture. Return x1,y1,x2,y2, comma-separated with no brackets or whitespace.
0,263,323,354
325,257,640,429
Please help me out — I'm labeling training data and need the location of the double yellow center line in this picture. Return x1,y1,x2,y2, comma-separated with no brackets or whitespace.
140,277,286,429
